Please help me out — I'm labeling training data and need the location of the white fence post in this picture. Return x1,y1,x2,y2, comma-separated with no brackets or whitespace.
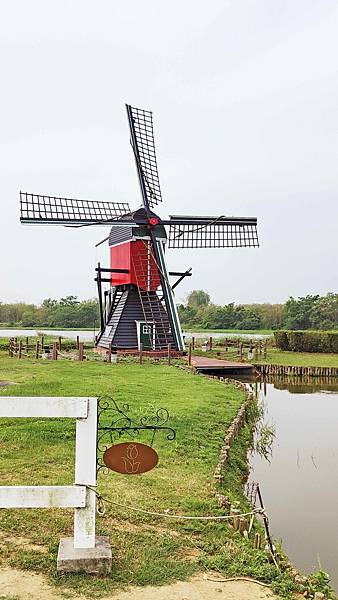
74,397,97,548
0,396,112,573
0,397,98,549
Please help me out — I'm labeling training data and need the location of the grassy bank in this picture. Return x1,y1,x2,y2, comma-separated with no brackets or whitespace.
0,354,298,598
192,346,338,369
254,348,338,368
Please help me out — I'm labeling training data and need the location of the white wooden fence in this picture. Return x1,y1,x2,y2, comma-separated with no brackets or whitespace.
0,397,97,549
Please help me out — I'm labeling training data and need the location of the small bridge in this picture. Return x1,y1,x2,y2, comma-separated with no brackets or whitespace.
189,356,255,376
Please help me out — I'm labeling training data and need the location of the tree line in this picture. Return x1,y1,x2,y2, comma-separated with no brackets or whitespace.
0,290,337,330
0,296,99,328
177,290,338,330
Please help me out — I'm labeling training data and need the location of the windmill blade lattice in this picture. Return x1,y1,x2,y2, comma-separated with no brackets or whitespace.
167,215,259,249
126,105,162,210
19,102,260,355
20,192,131,225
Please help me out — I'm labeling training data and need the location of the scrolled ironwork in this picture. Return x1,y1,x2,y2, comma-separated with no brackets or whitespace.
96,395,176,473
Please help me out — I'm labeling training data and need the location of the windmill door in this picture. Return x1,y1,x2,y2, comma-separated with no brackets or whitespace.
137,321,155,350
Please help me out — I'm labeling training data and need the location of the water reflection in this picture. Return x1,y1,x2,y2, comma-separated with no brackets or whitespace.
248,377,338,591
255,375,338,395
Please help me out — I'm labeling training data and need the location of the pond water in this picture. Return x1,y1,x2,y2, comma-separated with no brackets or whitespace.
248,376,338,591
184,331,271,340
0,329,271,342
0,329,96,341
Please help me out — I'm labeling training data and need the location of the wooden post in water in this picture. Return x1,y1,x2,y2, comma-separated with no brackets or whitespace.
256,484,275,559
188,342,192,366
167,343,171,366
209,336,213,350
192,336,195,350
76,335,80,350
52,342,58,361
139,343,143,365
78,342,84,361
58,336,62,351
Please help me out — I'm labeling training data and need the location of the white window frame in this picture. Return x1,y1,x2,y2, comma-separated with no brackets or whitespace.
135,320,156,350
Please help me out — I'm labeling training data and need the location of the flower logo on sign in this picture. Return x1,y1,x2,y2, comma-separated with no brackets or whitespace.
122,444,141,474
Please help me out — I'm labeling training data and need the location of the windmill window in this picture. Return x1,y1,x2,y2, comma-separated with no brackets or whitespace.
142,325,152,334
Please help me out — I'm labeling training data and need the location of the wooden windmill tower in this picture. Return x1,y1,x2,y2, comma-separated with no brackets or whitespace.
20,104,259,353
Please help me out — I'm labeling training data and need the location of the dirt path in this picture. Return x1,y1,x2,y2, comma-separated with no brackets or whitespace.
0,567,277,600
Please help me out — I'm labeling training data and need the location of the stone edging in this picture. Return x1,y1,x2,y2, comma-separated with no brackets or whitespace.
211,378,254,484
176,364,333,595
174,366,254,483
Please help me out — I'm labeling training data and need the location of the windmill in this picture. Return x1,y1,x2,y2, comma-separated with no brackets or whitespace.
20,104,259,354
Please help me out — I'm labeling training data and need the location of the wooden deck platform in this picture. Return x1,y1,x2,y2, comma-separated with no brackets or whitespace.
189,356,255,375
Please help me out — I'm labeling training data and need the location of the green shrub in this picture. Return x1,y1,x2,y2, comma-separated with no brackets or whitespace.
327,333,338,353
287,331,305,352
274,330,338,353
273,331,289,350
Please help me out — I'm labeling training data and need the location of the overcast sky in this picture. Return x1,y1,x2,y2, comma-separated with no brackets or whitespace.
1,0,337,306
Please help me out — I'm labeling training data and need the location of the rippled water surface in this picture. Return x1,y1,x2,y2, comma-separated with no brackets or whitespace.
248,377,338,590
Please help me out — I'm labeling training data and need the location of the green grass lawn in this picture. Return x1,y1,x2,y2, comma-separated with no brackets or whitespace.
192,346,338,369
0,353,298,598
255,348,338,368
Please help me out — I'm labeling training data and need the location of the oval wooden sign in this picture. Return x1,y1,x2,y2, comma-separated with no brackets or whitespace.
103,442,158,475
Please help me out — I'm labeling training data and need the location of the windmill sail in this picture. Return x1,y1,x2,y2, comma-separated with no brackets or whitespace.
166,215,259,249
20,192,131,225
19,102,260,356
126,105,162,210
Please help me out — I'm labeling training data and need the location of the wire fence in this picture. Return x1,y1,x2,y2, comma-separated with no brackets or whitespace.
5,333,271,366
188,335,269,362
